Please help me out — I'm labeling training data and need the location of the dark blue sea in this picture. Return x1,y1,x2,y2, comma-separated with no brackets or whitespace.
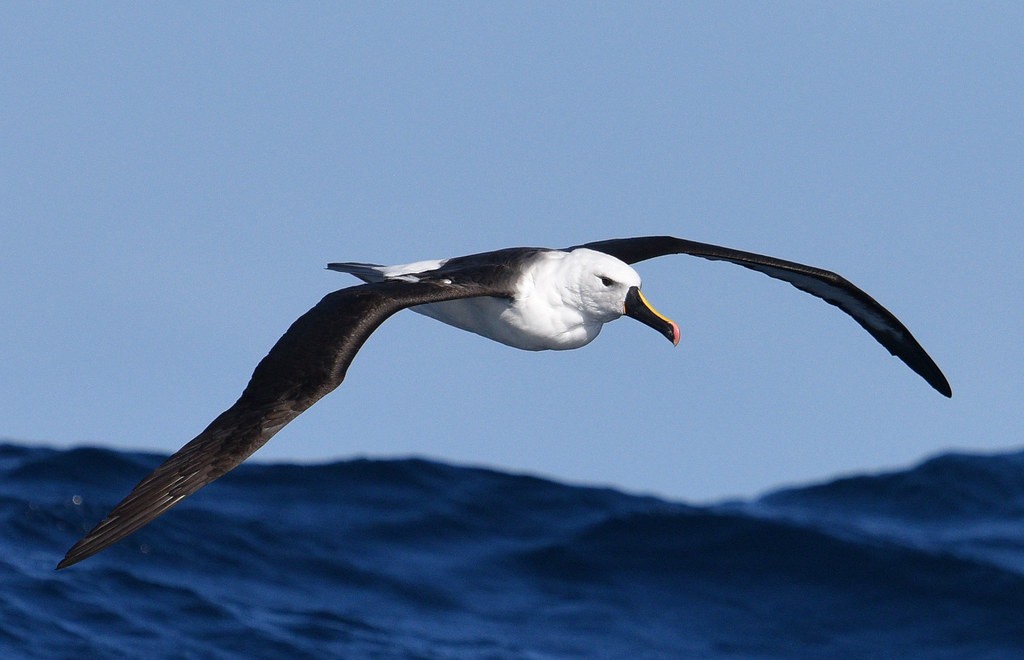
3,442,1024,658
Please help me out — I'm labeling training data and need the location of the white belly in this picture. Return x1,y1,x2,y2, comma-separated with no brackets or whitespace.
412,297,601,351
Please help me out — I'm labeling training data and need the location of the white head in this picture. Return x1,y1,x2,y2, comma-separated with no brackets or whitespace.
557,249,642,322
561,248,680,344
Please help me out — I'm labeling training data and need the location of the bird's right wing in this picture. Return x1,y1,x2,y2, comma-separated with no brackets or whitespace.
58,277,508,569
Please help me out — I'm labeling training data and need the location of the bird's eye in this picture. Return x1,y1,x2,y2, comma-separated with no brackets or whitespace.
599,276,614,287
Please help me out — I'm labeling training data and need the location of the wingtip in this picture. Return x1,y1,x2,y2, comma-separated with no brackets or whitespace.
920,365,952,398
55,541,89,570
56,527,112,570
918,358,952,398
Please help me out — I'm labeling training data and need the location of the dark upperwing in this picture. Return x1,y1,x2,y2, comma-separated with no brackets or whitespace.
57,277,506,569
575,236,951,397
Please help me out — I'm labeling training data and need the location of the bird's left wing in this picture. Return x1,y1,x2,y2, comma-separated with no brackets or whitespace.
58,277,508,569
575,236,950,397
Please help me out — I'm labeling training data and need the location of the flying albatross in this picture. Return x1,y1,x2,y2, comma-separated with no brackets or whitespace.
57,235,950,569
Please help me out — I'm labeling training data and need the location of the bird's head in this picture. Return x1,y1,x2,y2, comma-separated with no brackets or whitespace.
566,249,680,346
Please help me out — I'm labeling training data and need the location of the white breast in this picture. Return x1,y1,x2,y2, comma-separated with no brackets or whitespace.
412,251,612,351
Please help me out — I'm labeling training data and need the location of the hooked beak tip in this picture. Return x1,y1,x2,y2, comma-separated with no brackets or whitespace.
624,286,680,347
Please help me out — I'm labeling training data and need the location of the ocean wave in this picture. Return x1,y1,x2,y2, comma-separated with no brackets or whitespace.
4,442,1024,658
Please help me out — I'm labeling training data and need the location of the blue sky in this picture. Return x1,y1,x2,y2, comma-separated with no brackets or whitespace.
3,3,1021,502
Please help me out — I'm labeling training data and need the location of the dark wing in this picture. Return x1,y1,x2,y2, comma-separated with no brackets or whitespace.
327,246,546,286
58,277,508,569
575,236,951,397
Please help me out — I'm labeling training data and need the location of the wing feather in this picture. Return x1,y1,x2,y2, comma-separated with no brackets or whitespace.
58,278,504,569
576,236,951,397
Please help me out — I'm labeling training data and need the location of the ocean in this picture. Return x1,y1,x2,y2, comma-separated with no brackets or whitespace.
3,442,1023,658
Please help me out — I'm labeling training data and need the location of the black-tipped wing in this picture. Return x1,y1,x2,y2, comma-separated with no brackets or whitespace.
576,236,950,397
58,278,508,569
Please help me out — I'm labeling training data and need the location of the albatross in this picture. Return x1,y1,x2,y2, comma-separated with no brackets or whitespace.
57,235,950,569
